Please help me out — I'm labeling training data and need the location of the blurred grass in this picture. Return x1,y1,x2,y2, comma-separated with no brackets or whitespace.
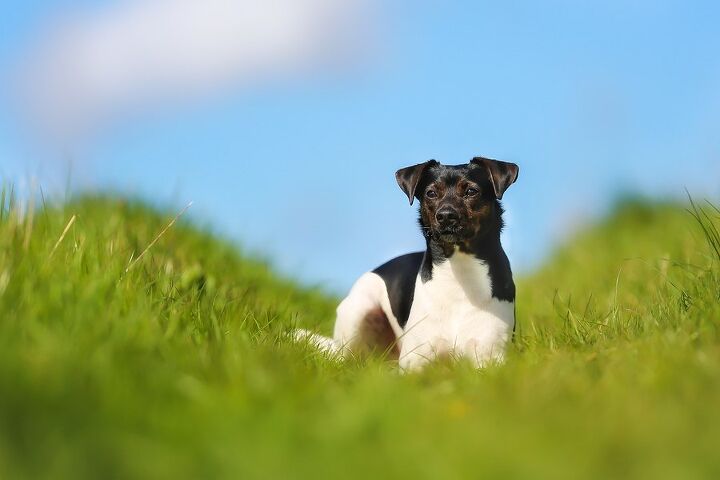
0,189,719,479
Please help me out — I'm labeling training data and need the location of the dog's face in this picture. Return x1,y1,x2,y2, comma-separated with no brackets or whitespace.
396,157,519,246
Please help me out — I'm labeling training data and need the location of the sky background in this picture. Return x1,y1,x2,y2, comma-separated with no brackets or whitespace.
1,0,719,293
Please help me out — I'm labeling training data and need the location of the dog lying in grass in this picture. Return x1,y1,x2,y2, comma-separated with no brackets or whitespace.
299,157,519,371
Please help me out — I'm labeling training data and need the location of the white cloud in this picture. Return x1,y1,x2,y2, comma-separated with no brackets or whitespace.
15,0,376,144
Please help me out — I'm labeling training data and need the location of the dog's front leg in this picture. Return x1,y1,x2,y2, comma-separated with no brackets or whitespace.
460,322,511,368
398,336,450,372
463,337,507,368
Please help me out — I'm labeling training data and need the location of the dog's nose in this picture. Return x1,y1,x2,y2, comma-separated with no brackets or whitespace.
436,208,459,225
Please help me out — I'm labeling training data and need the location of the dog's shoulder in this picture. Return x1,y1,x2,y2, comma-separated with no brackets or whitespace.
372,252,424,328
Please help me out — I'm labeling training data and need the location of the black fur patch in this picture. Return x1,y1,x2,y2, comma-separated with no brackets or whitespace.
372,252,423,328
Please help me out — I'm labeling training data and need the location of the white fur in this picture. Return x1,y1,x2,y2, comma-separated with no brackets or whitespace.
296,251,514,371
398,251,514,371
293,328,339,354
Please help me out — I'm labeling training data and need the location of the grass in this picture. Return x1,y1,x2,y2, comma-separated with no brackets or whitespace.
0,189,719,479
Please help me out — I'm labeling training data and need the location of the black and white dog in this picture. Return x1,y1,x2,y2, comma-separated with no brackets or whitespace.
300,157,519,371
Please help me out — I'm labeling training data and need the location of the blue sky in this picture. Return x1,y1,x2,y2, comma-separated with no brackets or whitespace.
1,1,719,293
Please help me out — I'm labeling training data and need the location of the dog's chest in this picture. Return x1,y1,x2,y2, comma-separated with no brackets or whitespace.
407,252,514,335
424,252,494,307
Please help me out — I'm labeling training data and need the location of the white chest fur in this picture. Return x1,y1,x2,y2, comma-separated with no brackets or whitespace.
399,251,514,371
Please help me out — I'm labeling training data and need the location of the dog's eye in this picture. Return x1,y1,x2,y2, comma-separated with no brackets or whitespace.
465,188,479,197
425,190,437,199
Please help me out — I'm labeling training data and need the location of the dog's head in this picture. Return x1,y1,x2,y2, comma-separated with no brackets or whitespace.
395,157,519,246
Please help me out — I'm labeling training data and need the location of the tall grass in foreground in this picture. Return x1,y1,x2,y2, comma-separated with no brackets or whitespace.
0,189,719,479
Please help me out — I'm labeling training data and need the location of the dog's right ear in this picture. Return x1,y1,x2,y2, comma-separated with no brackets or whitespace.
395,160,437,205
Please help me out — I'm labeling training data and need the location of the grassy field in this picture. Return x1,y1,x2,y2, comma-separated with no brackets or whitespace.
1,189,719,479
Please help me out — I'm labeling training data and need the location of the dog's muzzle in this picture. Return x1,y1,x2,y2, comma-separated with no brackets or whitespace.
435,207,466,241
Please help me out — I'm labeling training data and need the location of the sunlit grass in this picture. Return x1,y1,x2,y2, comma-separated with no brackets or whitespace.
0,188,718,479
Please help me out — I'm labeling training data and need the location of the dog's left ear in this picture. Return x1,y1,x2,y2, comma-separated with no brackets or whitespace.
395,160,438,205
471,157,519,200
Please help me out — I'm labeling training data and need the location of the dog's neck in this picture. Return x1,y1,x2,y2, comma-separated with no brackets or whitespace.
422,231,504,273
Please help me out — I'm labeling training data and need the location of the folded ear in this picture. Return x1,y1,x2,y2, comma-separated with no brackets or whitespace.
395,160,438,205
471,157,519,200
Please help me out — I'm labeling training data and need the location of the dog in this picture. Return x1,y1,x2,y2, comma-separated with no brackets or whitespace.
298,157,519,371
